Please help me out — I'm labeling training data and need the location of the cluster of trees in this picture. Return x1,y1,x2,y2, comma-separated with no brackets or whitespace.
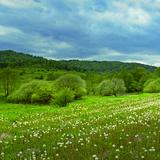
7,73,87,106
1,65,160,106
0,50,155,72
7,80,53,104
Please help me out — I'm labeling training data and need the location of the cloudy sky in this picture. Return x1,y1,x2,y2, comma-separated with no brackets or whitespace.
0,0,160,65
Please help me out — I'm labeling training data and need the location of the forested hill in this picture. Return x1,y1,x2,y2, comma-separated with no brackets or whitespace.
0,50,156,72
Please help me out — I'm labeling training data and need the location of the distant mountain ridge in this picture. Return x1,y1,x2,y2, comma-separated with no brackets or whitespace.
0,50,156,72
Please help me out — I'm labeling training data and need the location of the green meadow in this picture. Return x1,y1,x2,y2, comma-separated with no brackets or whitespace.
0,93,160,160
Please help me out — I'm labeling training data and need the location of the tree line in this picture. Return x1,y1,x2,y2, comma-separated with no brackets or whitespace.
0,50,156,72
0,66,160,106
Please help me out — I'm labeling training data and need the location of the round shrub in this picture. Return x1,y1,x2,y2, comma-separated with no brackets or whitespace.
7,83,33,103
31,93,40,103
112,78,126,96
97,78,126,96
7,80,53,104
54,88,75,107
46,72,63,81
54,74,86,99
143,79,160,93
96,80,113,96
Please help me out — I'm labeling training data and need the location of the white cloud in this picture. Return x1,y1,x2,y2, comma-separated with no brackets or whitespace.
0,25,21,36
21,34,73,57
29,35,72,50
124,53,160,66
0,24,73,57
87,48,160,66
99,48,122,57
65,0,86,6
0,0,160,65
86,48,124,61
0,0,43,9
77,0,154,34
92,6,151,27
127,8,151,25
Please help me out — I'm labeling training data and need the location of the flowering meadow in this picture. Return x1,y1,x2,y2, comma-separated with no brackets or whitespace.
0,94,160,160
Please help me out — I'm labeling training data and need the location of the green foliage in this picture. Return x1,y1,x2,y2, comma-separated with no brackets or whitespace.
111,78,126,96
118,69,136,92
0,50,156,72
0,50,157,97
34,75,44,80
118,68,151,93
143,79,160,93
154,67,160,77
83,72,106,95
0,68,19,96
131,67,147,81
7,80,53,104
96,80,112,96
46,71,64,81
97,78,126,96
131,67,150,92
54,88,75,106
54,74,87,99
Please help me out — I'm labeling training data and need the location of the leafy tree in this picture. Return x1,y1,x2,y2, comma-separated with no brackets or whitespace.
143,79,160,93
97,78,126,96
54,88,75,107
131,67,147,81
131,67,150,92
96,80,113,96
111,78,126,96
0,68,18,96
7,80,53,104
54,74,86,99
154,67,160,77
118,69,135,92
46,71,64,81
83,72,105,95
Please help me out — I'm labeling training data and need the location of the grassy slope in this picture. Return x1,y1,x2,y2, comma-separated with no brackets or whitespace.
0,94,160,160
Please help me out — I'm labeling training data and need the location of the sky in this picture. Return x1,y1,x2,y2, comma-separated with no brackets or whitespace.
0,0,160,66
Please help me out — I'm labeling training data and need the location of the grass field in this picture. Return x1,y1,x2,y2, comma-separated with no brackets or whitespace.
0,94,160,160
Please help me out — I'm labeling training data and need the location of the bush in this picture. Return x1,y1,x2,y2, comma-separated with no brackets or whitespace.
143,79,160,93
97,78,126,96
54,88,75,107
34,75,44,80
46,72,64,81
96,80,113,96
7,80,53,104
54,74,86,99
